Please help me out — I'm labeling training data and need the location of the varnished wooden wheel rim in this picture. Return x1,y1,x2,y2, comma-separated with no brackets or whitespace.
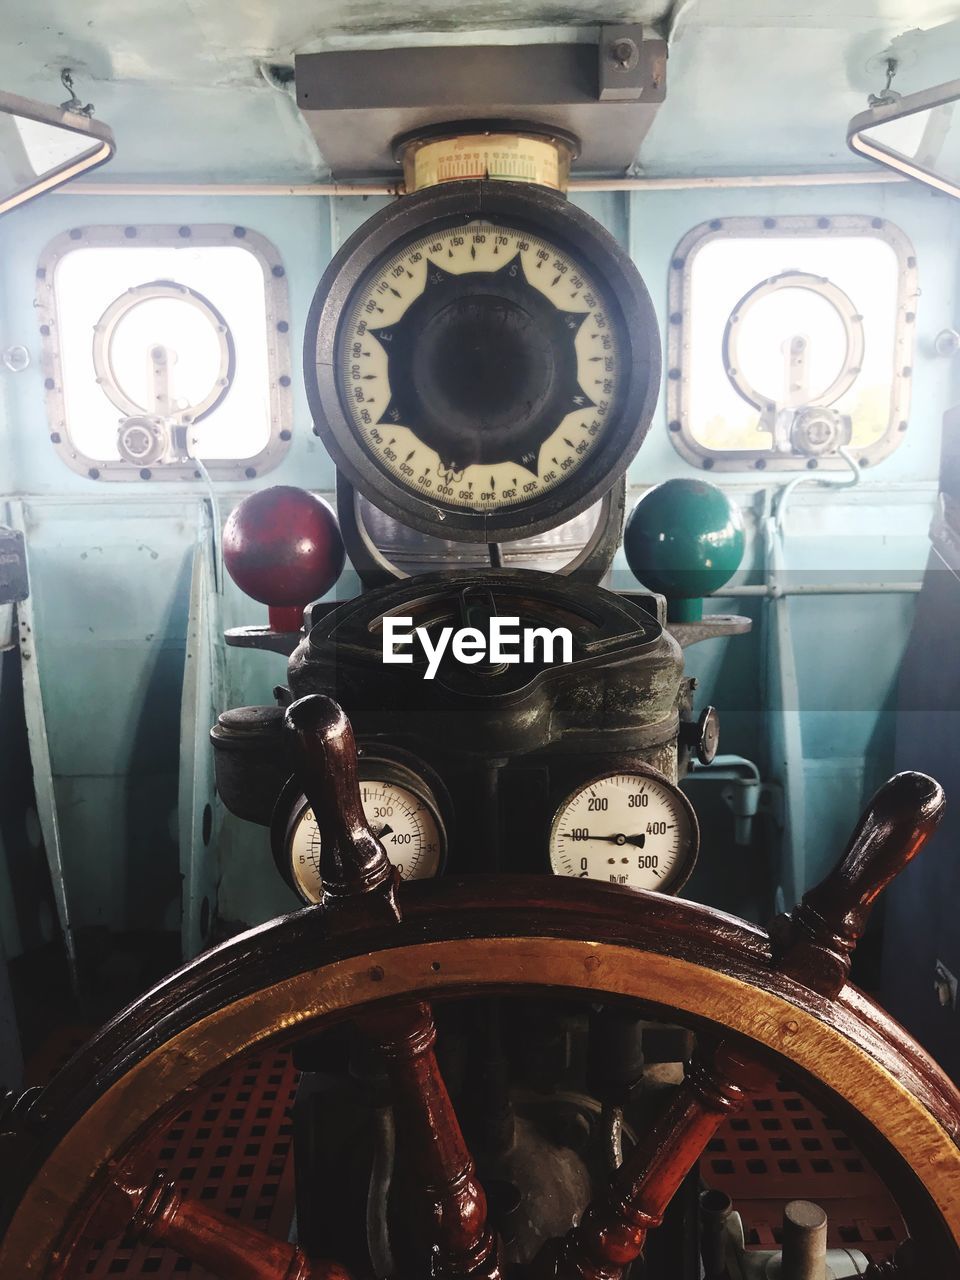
3,877,960,1273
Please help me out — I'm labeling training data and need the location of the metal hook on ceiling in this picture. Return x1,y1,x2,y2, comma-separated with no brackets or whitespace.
59,69,95,118
868,57,901,109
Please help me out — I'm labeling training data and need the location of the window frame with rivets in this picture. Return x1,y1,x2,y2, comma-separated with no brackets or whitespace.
35,224,293,482
665,214,918,473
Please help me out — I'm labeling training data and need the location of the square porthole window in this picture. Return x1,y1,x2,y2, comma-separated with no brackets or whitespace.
37,225,293,481
666,216,918,472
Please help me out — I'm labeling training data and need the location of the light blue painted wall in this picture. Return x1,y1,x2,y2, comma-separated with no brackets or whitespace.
0,176,953,948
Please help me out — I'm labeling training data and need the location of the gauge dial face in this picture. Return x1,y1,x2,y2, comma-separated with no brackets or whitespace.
337,219,621,514
549,771,698,894
290,779,444,903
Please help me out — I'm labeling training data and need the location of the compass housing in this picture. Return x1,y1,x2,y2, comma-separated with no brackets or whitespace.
304,180,660,543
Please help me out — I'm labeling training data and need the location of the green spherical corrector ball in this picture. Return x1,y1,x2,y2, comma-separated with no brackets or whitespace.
624,479,745,621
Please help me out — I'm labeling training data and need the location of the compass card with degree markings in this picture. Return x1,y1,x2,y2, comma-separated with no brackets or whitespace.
305,181,661,543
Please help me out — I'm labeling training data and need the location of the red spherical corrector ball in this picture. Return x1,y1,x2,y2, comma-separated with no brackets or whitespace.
222,486,345,632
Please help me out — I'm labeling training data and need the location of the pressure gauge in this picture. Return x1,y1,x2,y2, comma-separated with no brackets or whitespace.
549,769,699,895
305,180,660,544
272,754,448,903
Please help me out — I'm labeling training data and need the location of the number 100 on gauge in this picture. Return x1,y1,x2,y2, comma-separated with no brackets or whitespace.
548,769,699,895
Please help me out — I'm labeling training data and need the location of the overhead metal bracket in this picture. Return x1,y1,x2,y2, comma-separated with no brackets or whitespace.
598,26,655,102
294,33,666,180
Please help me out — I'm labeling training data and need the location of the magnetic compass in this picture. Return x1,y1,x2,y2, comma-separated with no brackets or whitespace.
305,180,660,543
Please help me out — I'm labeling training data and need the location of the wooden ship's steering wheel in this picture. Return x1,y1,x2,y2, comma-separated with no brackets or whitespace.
0,695,956,1278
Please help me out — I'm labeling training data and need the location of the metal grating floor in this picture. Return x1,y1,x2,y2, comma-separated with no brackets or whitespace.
25,1043,903,1274
707,1079,902,1262
78,1053,299,1277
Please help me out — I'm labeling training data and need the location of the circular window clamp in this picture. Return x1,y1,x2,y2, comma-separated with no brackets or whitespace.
92,279,236,466
722,270,864,457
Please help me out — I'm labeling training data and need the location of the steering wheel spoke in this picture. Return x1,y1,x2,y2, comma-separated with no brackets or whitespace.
363,1001,501,1279
288,696,500,1278
532,1042,775,1280
80,1170,350,1280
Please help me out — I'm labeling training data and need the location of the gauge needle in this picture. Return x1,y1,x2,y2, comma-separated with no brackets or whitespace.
583,833,647,849
375,825,394,840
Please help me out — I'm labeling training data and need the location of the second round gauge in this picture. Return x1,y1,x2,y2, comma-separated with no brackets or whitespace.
549,770,699,895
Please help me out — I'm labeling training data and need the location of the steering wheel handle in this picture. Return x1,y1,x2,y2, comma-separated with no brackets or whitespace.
772,771,945,996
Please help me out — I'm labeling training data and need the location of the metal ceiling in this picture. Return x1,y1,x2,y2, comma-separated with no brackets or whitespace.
1,0,959,182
